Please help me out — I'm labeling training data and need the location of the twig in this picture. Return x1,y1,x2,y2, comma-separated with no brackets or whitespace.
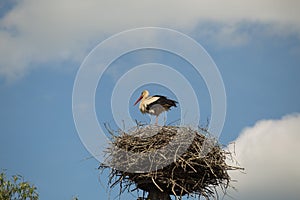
151,177,164,192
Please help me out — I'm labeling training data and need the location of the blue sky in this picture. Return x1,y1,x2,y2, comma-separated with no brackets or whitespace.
1,1,300,200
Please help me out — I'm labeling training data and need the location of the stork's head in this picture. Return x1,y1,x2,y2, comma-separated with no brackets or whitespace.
134,90,149,105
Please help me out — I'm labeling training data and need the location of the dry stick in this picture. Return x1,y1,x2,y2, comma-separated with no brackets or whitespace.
173,143,181,163
171,179,189,196
171,179,177,198
151,177,164,192
110,175,123,188
177,156,197,173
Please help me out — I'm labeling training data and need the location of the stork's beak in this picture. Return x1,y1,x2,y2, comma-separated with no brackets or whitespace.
134,95,143,106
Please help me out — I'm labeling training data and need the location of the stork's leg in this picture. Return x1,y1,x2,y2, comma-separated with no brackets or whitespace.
155,116,158,125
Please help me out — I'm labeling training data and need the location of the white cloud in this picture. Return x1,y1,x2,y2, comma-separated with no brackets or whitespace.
1,0,300,81
226,114,300,200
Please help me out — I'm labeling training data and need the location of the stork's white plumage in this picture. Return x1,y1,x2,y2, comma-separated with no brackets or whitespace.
134,90,178,124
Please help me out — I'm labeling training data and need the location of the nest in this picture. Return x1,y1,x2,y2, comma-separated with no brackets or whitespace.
99,125,242,199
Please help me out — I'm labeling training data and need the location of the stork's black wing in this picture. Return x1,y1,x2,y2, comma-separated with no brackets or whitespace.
147,95,178,111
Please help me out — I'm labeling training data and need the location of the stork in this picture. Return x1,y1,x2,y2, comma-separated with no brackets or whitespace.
134,90,178,125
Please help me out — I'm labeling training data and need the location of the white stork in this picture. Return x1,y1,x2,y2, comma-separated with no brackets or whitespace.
134,90,178,124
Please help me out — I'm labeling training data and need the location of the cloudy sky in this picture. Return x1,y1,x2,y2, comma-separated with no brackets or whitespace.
1,0,300,199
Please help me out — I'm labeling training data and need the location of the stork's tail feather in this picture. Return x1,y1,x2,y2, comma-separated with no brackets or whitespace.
163,99,178,110
168,99,177,107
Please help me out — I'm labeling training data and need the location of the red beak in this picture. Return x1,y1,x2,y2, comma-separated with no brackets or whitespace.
134,95,143,106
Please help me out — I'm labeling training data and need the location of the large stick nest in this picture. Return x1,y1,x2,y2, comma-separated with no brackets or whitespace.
99,125,242,199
